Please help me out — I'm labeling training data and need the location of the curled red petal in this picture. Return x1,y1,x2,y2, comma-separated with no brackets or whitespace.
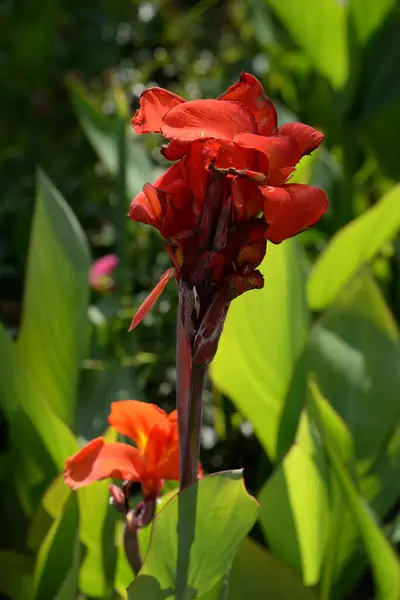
132,88,185,134
233,133,302,173
262,184,329,243
278,123,324,156
219,71,278,136
129,268,174,331
108,400,170,452
161,99,257,143
64,438,143,489
128,184,161,229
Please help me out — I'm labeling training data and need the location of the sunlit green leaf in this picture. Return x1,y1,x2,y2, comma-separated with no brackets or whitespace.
17,170,90,425
211,240,309,459
308,185,400,310
309,271,400,460
228,538,317,600
309,382,400,600
266,0,348,88
78,428,119,598
350,0,395,45
258,413,329,586
128,471,258,599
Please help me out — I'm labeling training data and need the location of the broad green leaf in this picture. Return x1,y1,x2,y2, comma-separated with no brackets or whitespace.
17,170,90,425
78,428,119,598
68,77,154,199
258,413,329,586
228,538,317,600
211,239,309,459
34,490,81,600
308,377,400,595
128,471,258,599
28,475,71,552
0,550,34,600
350,0,395,45
309,271,400,460
331,423,400,597
266,0,348,89
0,323,78,512
309,383,400,600
307,184,400,310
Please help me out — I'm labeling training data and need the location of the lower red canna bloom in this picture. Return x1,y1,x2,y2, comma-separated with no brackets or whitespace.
64,401,187,501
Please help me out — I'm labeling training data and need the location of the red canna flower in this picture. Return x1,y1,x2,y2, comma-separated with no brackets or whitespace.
131,71,328,244
64,401,186,501
128,73,328,365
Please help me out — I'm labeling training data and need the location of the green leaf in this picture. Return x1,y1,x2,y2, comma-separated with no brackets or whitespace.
77,428,119,598
309,382,400,600
309,270,400,459
258,413,329,586
0,323,78,512
17,170,90,425
34,487,81,600
350,0,395,45
128,471,258,599
307,184,400,310
228,538,317,600
67,76,154,199
0,550,34,600
266,0,348,89
211,240,309,459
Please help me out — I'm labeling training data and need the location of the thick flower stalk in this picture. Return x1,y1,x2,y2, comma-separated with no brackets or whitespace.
128,72,328,488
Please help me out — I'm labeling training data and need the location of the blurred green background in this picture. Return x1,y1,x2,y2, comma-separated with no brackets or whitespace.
1,0,400,598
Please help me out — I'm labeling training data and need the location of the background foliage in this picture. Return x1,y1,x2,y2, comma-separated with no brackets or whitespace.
1,0,400,598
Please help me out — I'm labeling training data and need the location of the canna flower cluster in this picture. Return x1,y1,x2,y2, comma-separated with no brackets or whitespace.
129,72,328,365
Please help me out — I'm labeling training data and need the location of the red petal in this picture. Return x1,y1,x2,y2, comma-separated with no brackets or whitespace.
278,123,324,156
128,184,161,228
129,268,174,331
161,140,189,161
132,88,185,134
219,72,278,136
128,163,185,228
148,444,180,481
143,426,170,471
231,179,264,220
109,400,170,452
64,438,143,489
262,184,329,243
233,133,302,173
161,99,257,143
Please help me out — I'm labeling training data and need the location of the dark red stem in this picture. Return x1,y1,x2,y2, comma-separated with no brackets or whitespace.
180,363,205,489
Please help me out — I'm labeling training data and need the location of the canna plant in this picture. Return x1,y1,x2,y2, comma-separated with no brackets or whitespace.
128,71,328,489
63,71,328,593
